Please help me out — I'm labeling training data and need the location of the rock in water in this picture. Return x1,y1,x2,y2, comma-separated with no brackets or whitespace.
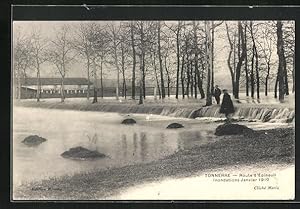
166,123,184,129
121,118,136,124
61,146,106,160
22,135,47,146
215,123,254,136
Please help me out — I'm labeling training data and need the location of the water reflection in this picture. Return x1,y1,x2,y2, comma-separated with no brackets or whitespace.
13,107,216,185
140,132,147,161
159,133,165,154
121,134,127,158
177,130,216,150
133,132,138,157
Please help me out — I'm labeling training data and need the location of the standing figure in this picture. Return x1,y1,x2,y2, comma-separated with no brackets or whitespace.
220,89,235,121
213,85,221,104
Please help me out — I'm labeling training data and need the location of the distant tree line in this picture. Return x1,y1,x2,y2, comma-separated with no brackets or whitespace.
13,20,294,104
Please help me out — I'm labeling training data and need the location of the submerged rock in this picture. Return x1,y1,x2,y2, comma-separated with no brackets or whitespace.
121,118,136,125
166,123,184,129
215,123,254,136
22,135,47,146
61,146,106,160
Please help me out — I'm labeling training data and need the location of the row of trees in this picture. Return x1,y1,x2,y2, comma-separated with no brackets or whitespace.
13,21,294,104
225,21,295,101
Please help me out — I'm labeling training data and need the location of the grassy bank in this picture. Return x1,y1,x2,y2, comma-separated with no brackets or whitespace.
14,127,295,200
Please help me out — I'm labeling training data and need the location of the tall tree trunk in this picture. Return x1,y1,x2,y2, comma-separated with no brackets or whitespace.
87,59,90,100
36,66,41,102
100,58,104,98
255,46,259,99
245,25,249,97
181,53,185,99
205,21,213,106
157,23,165,99
164,56,170,97
139,23,146,100
250,21,255,98
250,21,259,99
130,22,136,99
121,43,126,99
175,24,180,99
153,57,161,99
92,59,98,103
211,21,215,94
225,22,235,96
142,53,146,99
186,59,190,98
265,61,270,96
274,75,278,98
190,60,193,98
250,43,255,98
292,51,295,93
233,33,236,97
194,64,197,99
61,75,65,103
112,28,120,100
196,63,205,99
284,60,289,95
192,21,205,99
138,54,143,104
276,21,285,102
234,21,247,99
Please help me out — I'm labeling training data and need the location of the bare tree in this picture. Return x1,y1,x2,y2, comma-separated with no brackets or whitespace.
157,22,166,99
205,21,213,106
225,21,246,99
130,21,137,99
47,25,75,102
107,23,122,100
13,29,33,100
256,22,274,96
119,25,131,99
73,23,97,100
89,24,109,103
166,21,183,99
276,21,285,102
30,28,48,102
192,21,205,99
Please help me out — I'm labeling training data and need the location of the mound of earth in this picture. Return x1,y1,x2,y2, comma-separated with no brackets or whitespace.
215,123,254,136
121,118,136,125
61,146,106,160
22,135,47,146
166,123,184,129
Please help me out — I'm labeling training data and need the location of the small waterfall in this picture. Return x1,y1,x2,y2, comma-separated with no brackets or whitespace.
16,101,295,123
189,105,294,123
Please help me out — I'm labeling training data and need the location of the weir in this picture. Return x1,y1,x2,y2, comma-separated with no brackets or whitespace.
16,101,295,123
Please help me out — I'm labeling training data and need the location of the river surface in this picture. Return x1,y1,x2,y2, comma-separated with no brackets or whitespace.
13,107,221,185
13,107,291,187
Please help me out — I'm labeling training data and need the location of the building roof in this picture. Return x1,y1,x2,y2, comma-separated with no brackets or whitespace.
19,77,93,86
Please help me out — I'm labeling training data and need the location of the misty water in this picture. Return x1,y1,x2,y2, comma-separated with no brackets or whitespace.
13,107,220,185
13,106,292,186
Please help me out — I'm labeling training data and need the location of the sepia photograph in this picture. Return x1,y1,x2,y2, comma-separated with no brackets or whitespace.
12,18,295,200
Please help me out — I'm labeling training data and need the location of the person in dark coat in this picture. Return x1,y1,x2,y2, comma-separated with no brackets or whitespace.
220,89,235,121
213,85,221,104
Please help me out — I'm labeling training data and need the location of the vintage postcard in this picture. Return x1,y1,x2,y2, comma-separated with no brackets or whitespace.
11,6,295,201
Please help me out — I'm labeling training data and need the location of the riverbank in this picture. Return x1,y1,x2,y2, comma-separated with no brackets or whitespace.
14,97,295,122
14,127,294,200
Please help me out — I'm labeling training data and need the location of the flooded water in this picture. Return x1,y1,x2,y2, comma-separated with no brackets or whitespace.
13,107,217,185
